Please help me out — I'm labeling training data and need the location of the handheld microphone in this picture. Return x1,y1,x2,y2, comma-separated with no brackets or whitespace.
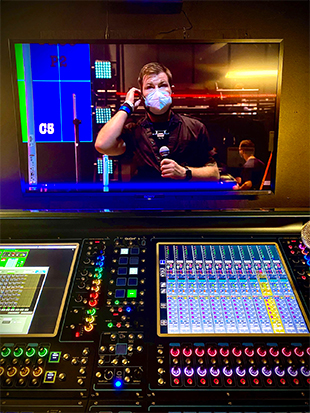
159,146,170,159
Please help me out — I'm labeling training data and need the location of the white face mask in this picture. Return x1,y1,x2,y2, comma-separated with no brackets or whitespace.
144,89,172,115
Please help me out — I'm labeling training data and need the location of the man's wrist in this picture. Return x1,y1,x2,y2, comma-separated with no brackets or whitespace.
119,101,133,116
184,166,192,180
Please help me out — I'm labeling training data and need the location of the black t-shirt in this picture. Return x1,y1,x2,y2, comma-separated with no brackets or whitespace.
120,112,213,181
241,157,265,189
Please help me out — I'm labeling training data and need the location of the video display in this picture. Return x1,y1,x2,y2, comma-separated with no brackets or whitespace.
10,40,282,194
157,243,309,336
0,243,79,336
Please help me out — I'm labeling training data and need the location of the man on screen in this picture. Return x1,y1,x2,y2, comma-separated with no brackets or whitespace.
95,62,219,182
233,140,265,190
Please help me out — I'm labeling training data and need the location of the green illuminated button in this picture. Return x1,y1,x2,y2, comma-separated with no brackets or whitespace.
13,347,23,358
87,308,97,316
26,347,36,358
107,322,113,328
1,347,11,358
114,300,120,305
38,347,48,358
127,289,137,299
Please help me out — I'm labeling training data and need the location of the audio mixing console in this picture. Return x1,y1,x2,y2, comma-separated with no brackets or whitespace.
0,226,309,412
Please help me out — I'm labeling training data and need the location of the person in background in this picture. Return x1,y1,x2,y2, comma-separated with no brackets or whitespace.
95,62,219,182
233,139,265,190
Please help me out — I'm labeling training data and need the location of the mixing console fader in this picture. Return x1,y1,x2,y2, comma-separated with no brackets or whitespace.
0,232,310,412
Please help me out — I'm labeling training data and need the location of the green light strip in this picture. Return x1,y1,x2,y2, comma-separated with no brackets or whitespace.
15,43,28,143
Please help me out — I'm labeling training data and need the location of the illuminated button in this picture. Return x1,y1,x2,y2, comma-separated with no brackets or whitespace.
19,366,30,378
113,378,123,388
32,366,44,377
120,248,129,255
43,371,57,383
257,347,267,357
223,366,233,377
282,347,292,357
13,347,23,358
274,366,285,377
49,352,61,363
84,324,94,332
171,366,181,377
183,347,193,357
210,366,220,377
87,308,96,316
248,366,259,377
26,347,36,358
232,347,242,357
219,347,229,357
287,366,298,377
7,366,18,377
127,289,137,298
207,347,217,357
107,322,113,328
38,347,48,358
195,347,205,357
300,366,310,377
294,347,305,357
244,347,255,358
184,366,194,377
269,347,280,357
261,366,272,377
1,347,11,358
197,366,207,377
170,347,180,357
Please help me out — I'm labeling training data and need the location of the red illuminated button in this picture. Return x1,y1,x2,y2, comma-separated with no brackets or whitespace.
244,347,254,358
170,347,180,357
227,378,233,385
232,347,242,357
88,299,98,307
282,347,292,357
240,378,246,385
183,347,193,357
207,347,217,357
269,347,280,357
294,347,305,357
195,347,205,357
186,378,193,385
257,347,267,357
200,378,206,385
219,347,230,357
173,378,180,385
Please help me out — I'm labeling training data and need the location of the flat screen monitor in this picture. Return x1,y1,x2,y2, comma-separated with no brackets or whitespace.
0,243,79,337
157,242,309,336
9,39,283,200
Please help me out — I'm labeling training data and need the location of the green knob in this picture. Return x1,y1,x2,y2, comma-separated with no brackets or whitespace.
25,347,36,358
38,347,48,358
13,347,23,358
1,347,11,358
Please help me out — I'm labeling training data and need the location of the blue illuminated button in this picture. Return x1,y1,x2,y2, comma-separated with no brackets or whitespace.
118,257,128,265
128,277,138,286
116,278,127,286
113,378,123,389
115,289,126,298
117,267,128,275
48,351,61,363
130,247,140,255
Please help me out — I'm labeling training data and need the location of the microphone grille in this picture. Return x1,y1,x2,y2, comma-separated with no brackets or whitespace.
159,146,170,158
301,221,310,249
